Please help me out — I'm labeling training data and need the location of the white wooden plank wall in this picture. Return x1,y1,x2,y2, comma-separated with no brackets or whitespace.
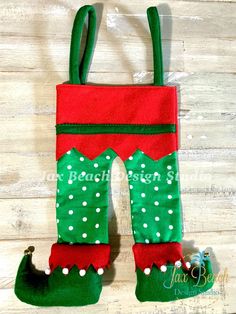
0,1,235,313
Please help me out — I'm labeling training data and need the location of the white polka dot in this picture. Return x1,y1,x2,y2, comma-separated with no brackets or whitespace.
69,194,73,200
154,172,159,176
155,216,160,221
95,240,100,244
143,223,148,228
58,235,61,238
68,226,73,231
96,193,100,197
56,203,59,208
82,217,87,222
141,178,146,183
154,201,159,206
94,163,99,168
129,156,133,160
169,225,174,230
96,208,101,213
82,233,87,238
45,267,51,275
130,185,133,190
168,195,172,199
97,268,104,275
130,200,133,204
167,165,172,170
67,165,72,170
128,170,133,175
80,157,84,161
154,186,159,191
57,189,60,193
68,209,74,215
141,208,146,213
144,268,151,275
67,151,71,155
56,219,59,223
82,201,87,206
82,186,87,191
133,230,136,234
141,164,146,168
95,177,100,182
186,262,191,269
145,239,149,243
68,179,73,184
156,232,160,237
141,193,146,198
168,209,173,214
106,155,111,160
167,180,172,184
95,223,99,228
79,269,86,277
81,171,86,176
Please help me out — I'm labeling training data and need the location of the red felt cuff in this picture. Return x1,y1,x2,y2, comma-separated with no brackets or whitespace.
56,133,178,161
49,243,111,271
132,242,187,271
56,85,177,125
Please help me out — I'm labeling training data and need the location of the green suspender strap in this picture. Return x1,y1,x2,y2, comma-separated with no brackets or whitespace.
147,7,164,86
69,5,164,86
69,5,97,84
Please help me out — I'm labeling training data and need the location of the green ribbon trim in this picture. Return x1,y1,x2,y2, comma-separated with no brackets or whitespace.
56,123,176,135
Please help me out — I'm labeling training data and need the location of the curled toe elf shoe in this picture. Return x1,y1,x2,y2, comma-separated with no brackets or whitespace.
15,244,110,306
133,243,214,302
14,4,214,306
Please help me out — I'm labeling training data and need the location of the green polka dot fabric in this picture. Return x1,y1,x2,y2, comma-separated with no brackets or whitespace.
124,150,182,244
56,148,182,245
56,148,116,244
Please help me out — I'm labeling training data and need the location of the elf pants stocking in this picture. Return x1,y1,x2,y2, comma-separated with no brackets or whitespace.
15,5,214,306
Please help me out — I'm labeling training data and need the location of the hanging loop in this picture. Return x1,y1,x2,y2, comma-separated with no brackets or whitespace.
147,7,164,86
69,5,97,84
69,5,163,86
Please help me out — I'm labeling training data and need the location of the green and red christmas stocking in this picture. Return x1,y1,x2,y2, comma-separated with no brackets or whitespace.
15,5,214,306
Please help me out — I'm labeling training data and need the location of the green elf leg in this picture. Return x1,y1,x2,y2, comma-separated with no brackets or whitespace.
124,150,214,302
15,148,117,306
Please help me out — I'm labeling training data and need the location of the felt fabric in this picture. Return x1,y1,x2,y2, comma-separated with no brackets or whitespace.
49,243,110,271
135,261,214,302
56,85,177,125
56,134,178,161
56,148,116,243
15,254,102,306
56,84,178,161
132,242,186,270
125,150,182,243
